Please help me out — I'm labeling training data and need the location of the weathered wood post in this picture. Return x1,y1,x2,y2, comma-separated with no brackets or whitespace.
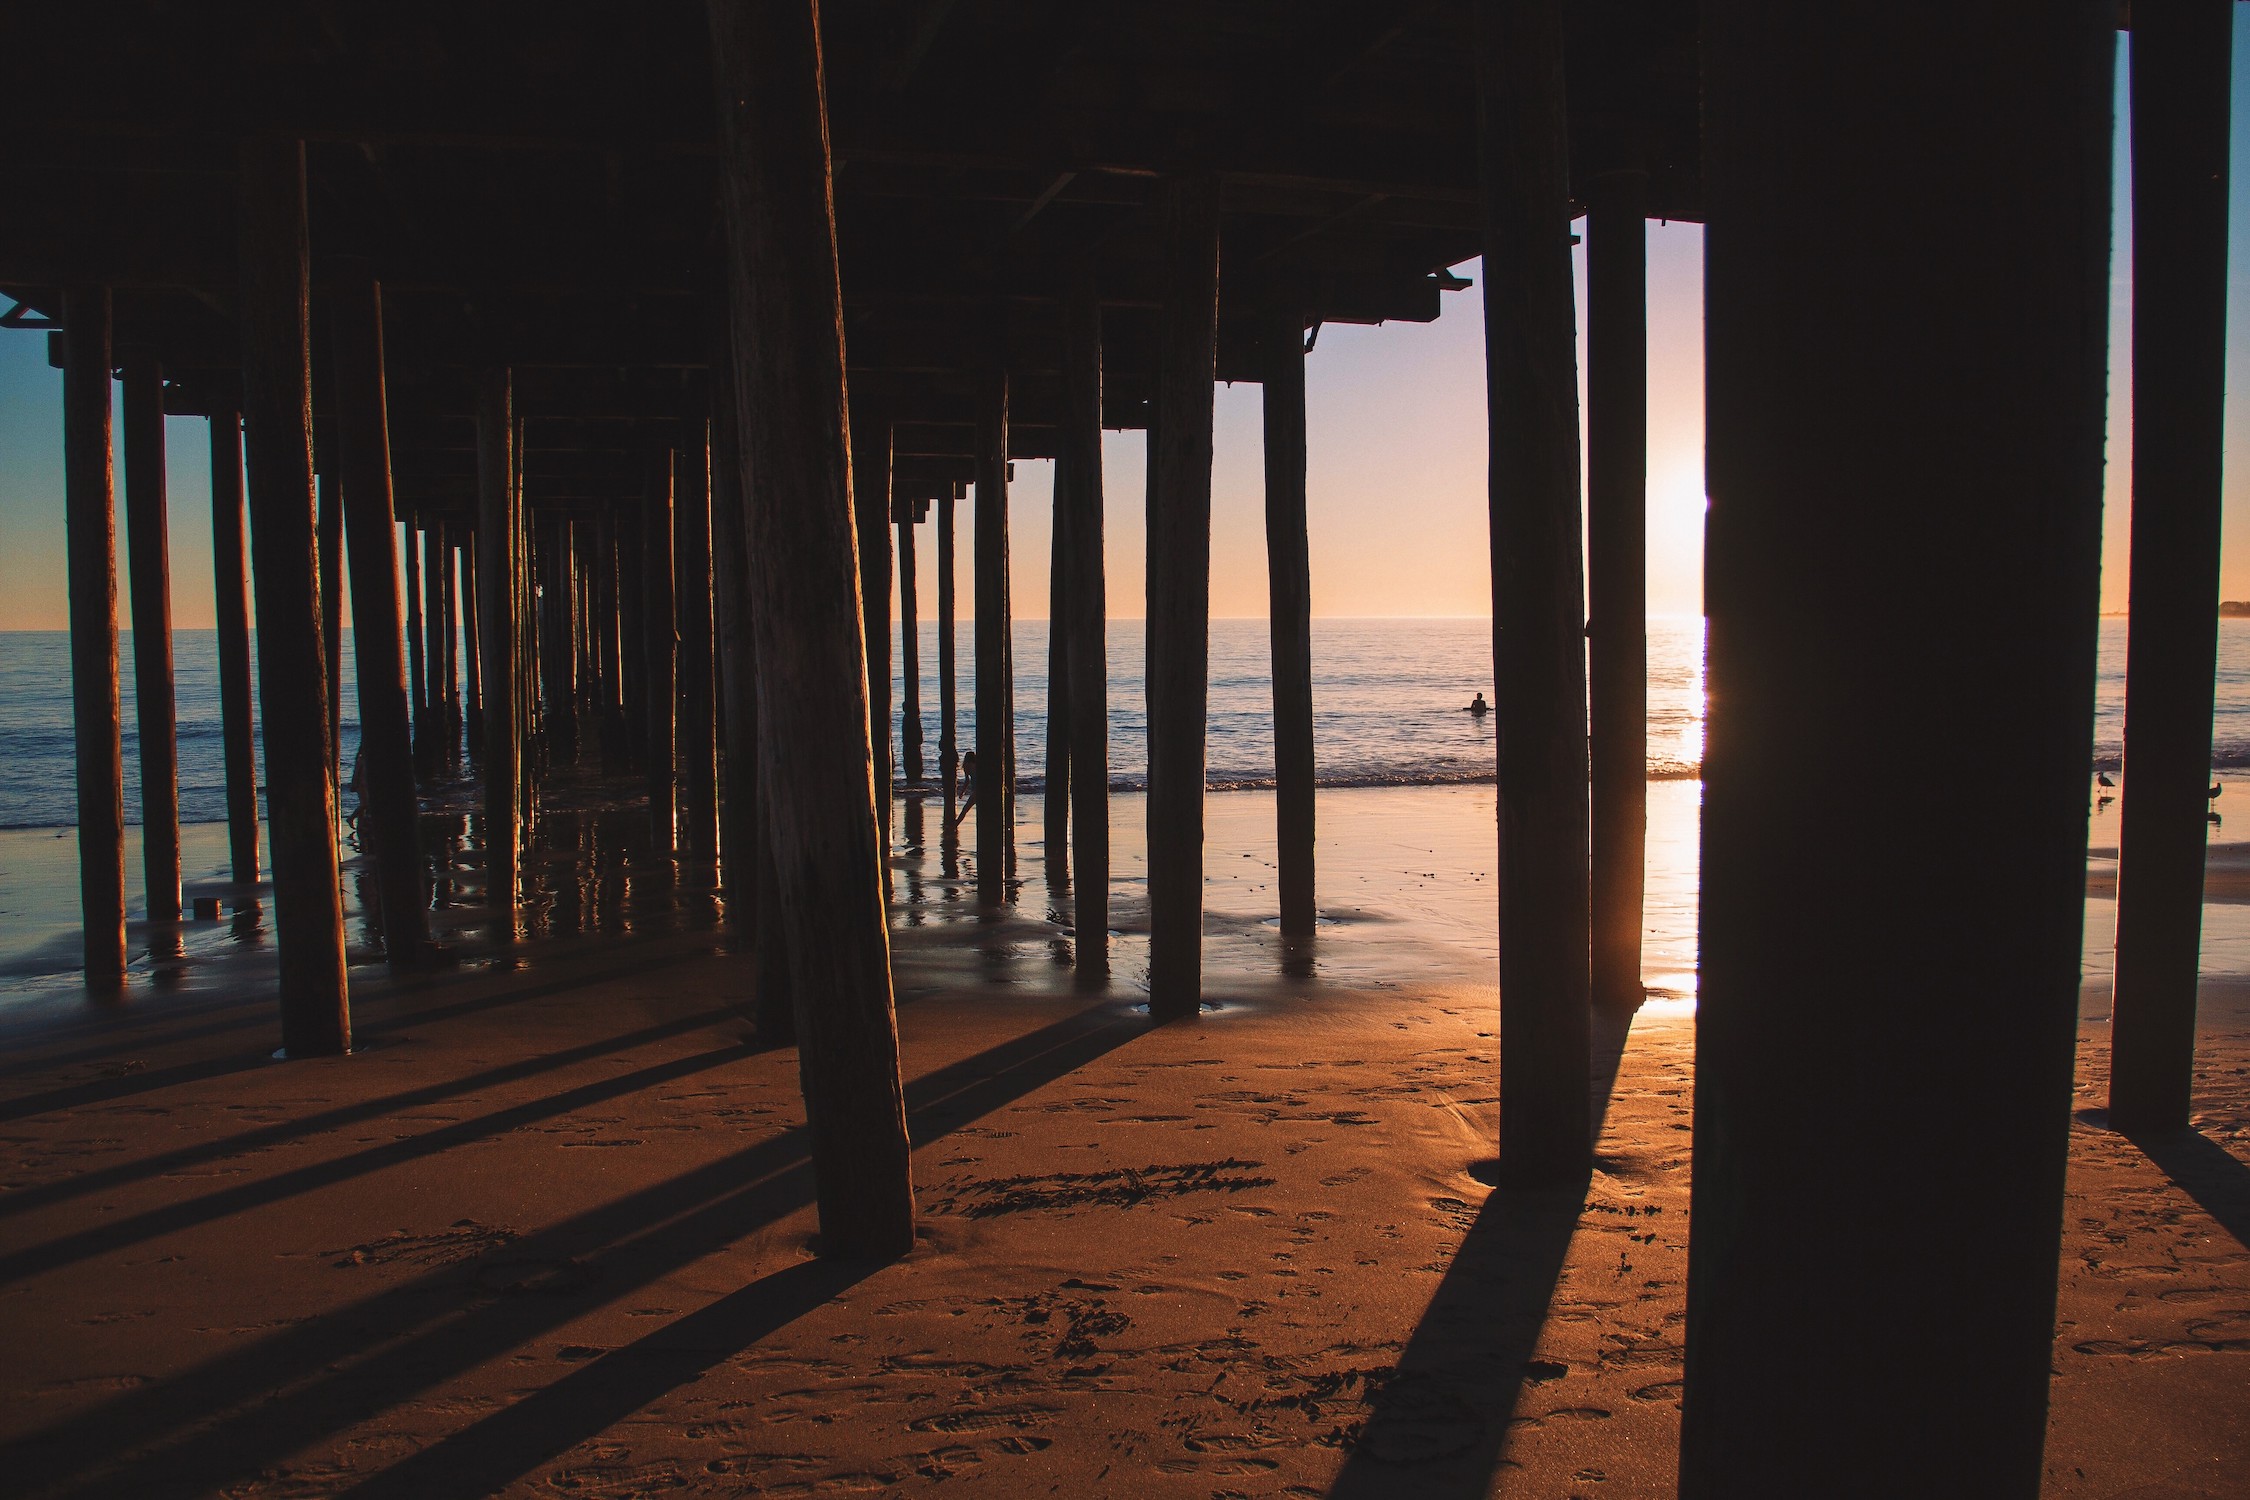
897,503,923,784
1587,165,1649,1018
65,288,126,982
237,138,350,1055
974,369,1013,903
460,530,483,752
1045,480,1071,867
709,0,914,1259
476,368,519,926
209,406,262,888
1682,5,2114,1493
1145,177,1222,1020
329,265,429,962
122,353,182,927
855,408,895,868
676,432,719,858
644,449,677,853
1060,281,1110,962
939,487,959,829
1474,0,1590,1179
1260,304,1315,940
2112,0,2235,1135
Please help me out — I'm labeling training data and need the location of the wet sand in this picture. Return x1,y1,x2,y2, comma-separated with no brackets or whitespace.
0,784,2243,1497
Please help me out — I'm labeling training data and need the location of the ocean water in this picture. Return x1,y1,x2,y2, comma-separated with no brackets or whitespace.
0,615,2236,829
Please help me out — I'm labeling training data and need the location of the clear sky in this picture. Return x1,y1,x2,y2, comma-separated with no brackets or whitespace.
2,25,2247,632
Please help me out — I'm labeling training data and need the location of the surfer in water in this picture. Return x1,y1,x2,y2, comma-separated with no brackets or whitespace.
1465,692,1490,717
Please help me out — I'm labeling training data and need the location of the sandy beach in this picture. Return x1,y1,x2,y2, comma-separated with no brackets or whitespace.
0,783,2243,1498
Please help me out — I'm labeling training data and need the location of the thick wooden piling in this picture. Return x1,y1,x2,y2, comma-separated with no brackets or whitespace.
476,369,519,923
644,450,677,852
328,267,428,962
122,353,181,926
939,489,959,828
1145,177,1222,1019
1682,5,2113,1492
973,370,1012,903
208,407,262,888
1474,0,1590,1179
2111,0,2235,1135
64,287,126,982
855,411,894,864
710,340,758,918
1260,305,1315,940
1059,283,1110,962
676,433,718,858
237,138,350,1055
1586,167,1649,1018
709,0,914,1260
897,509,923,784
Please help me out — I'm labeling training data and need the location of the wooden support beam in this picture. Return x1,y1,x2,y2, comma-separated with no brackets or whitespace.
897,513,923,784
856,409,895,872
123,353,182,927
711,0,914,1260
1682,5,2113,1491
441,527,461,749
237,138,350,1055
64,287,126,983
423,526,449,763
939,489,959,831
676,432,719,859
208,408,262,889
643,450,677,852
403,515,428,771
460,529,483,752
1474,0,1589,1180
1261,305,1315,940
319,471,343,779
542,519,580,761
1586,168,1649,1017
974,369,1012,903
1060,281,1110,965
476,368,519,927
329,267,430,964
1145,175,1222,1020
2112,0,2235,1134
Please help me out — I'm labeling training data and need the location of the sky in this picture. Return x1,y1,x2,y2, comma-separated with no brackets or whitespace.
1,25,2246,632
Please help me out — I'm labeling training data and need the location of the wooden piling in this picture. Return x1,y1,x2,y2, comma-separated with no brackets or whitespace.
710,0,914,1259
541,520,579,761
328,266,429,962
403,516,428,769
237,138,350,1055
939,489,959,828
1683,5,2113,1492
897,509,922,784
1586,167,1649,1018
1260,305,1315,940
855,411,894,865
122,353,182,926
64,287,126,982
974,370,1012,903
644,450,677,852
1145,176,1222,1019
208,407,262,888
476,368,519,924
1059,282,1110,962
1473,0,1590,1179
440,528,460,747
461,530,483,752
676,433,719,857
319,470,342,776
2111,0,2235,1135
423,526,448,760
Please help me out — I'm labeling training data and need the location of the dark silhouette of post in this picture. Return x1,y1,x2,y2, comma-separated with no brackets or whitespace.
541,520,580,760
329,266,429,963
476,369,518,925
422,527,448,759
855,409,894,864
643,450,677,852
1682,6,2114,1494
1475,0,1590,1181
619,503,646,774
897,507,923,784
939,488,959,829
2112,0,2235,1135
403,514,428,771
1045,483,1071,867
1060,282,1110,963
1586,166,1649,1018
974,370,1012,902
709,0,914,1260
440,530,459,749
460,530,483,752
208,407,261,889
1146,176,1221,1019
319,471,342,776
237,138,350,1056
591,512,619,768
1261,304,1315,939
710,338,758,923
122,354,181,926
64,288,125,982
676,434,718,857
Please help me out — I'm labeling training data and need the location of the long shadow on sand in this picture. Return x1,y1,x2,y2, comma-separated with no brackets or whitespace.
2128,1126,2250,1251
1326,1006,1637,1500
5,1003,1147,1500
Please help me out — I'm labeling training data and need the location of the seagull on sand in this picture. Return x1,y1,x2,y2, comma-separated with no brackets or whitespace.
2212,783,2224,802
2096,771,2115,789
